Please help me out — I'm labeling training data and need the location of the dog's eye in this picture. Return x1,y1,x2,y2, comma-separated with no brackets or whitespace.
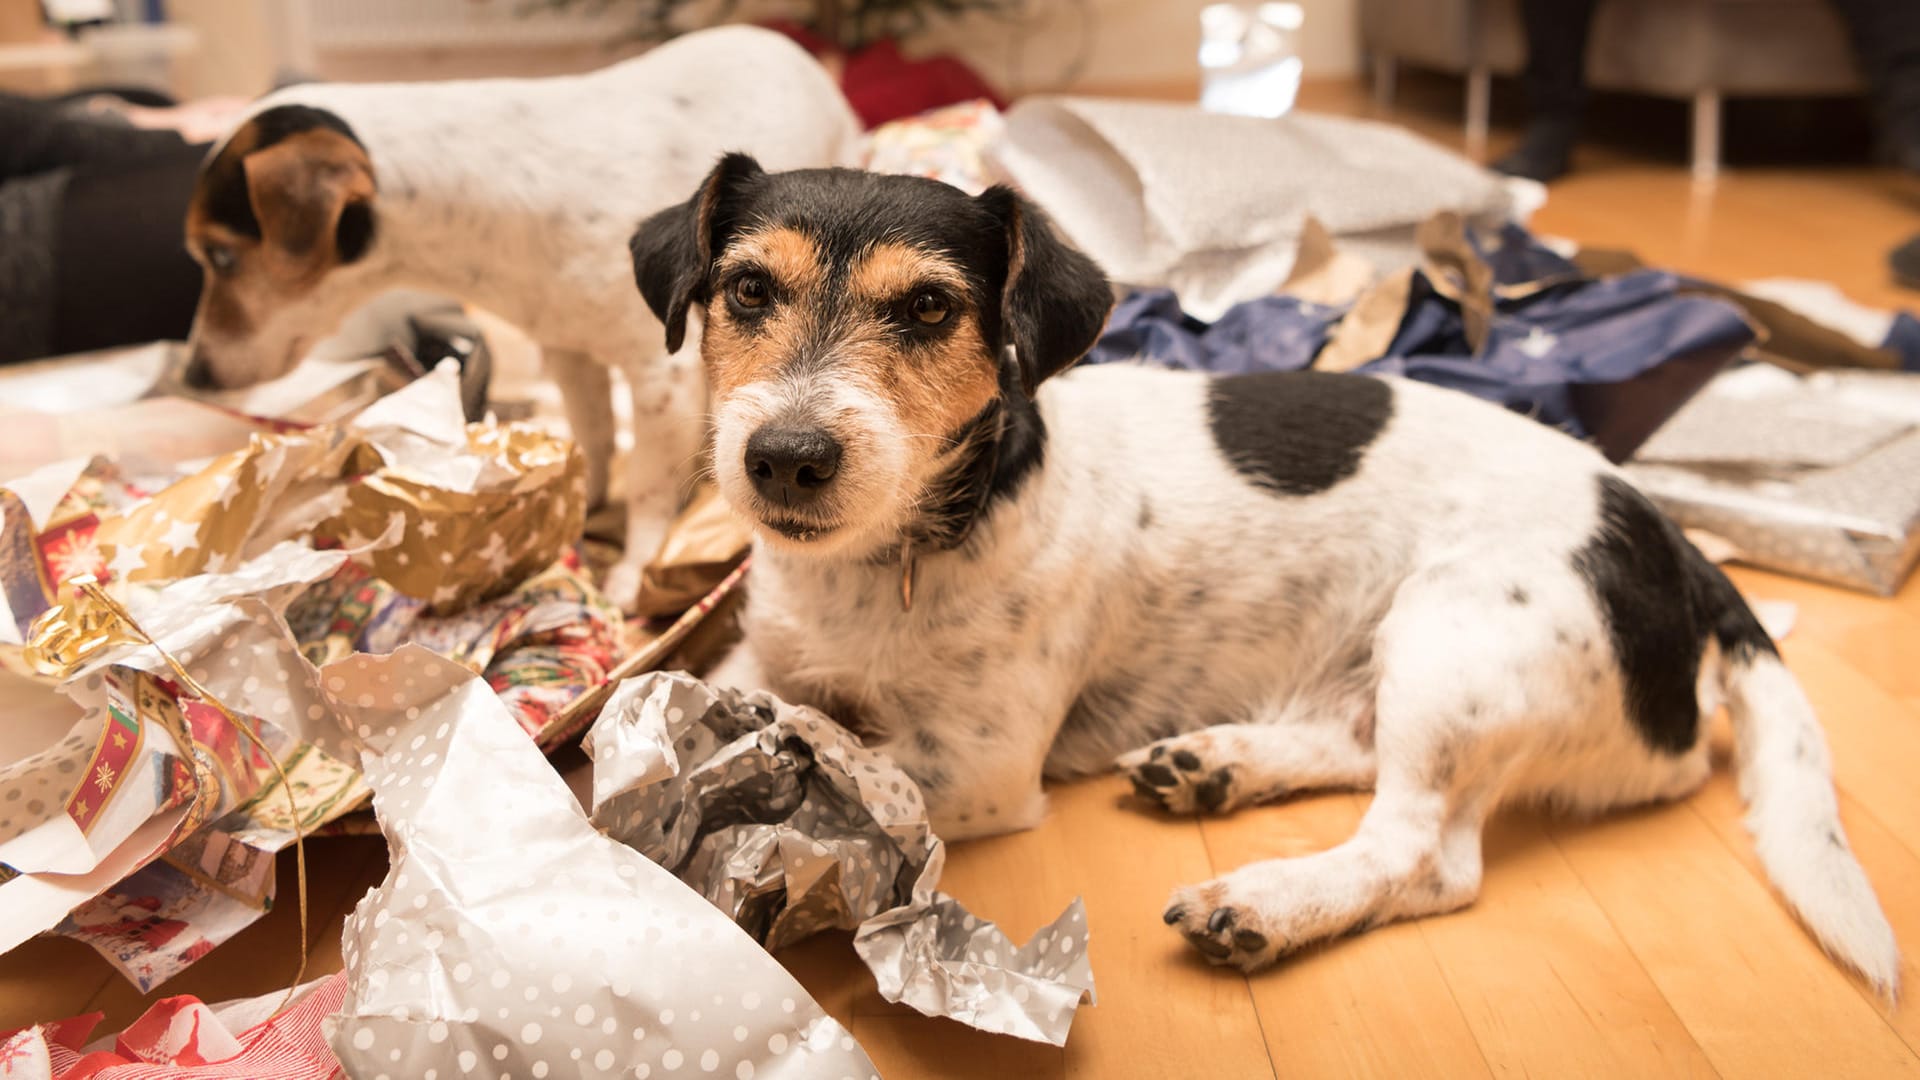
204,244,236,274
908,291,950,326
730,273,771,310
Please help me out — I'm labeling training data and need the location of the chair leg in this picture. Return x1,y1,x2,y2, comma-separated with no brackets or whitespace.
1372,54,1397,106
1465,66,1491,157
1691,89,1722,185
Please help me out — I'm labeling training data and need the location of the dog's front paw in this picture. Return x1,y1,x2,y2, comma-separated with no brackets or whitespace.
1162,881,1283,972
1116,736,1248,815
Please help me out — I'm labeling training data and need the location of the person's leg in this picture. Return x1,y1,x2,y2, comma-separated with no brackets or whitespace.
1893,234,1920,291
1493,0,1601,182
1828,0,1920,171
1827,0,1920,289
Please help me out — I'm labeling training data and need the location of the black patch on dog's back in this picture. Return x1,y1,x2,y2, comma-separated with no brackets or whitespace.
1207,371,1392,496
1574,474,1777,754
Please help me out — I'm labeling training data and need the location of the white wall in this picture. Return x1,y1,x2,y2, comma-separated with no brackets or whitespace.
904,0,1359,95
164,0,1361,100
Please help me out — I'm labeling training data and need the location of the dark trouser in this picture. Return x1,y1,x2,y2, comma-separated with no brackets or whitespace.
1829,0,1920,136
1518,0,1920,135
1517,0,1599,125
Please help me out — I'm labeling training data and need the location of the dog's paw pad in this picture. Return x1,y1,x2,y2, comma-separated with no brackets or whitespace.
1119,735,1241,815
1164,885,1282,971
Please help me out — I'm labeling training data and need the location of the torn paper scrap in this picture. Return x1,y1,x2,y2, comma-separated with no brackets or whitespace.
324,645,878,1080
587,672,1097,1046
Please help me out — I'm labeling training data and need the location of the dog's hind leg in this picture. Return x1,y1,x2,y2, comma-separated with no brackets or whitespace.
1163,561,1591,970
546,349,616,509
1116,720,1376,815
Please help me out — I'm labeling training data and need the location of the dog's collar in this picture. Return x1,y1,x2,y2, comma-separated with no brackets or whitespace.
897,345,1021,610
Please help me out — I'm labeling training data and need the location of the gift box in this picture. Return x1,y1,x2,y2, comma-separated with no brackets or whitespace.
1625,365,1920,596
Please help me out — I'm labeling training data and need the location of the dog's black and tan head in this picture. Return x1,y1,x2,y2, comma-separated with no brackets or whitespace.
182,104,379,389
631,154,1111,558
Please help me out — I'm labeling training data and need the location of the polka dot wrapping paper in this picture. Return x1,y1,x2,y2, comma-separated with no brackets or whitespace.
587,673,1097,1047
324,646,878,1080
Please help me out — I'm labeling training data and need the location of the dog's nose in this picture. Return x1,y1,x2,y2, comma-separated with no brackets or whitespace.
745,426,842,506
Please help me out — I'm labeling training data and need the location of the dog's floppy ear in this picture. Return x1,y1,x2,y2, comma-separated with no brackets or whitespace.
975,185,1112,396
631,152,766,354
240,127,376,281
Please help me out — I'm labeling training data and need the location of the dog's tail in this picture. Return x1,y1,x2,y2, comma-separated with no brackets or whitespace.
1722,645,1900,997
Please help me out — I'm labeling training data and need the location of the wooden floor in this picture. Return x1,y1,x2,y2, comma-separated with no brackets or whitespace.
6,79,1920,1078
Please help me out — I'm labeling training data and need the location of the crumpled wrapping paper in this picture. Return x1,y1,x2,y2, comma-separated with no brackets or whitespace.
324,647,879,1080
629,484,752,620
1626,364,1920,595
992,97,1518,320
0,973,347,1080
1,366,583,652
0,541,372,990
88,365,584,612
0,367,603,990
285,557,624,745
861,98,1004,195
588,672,1097,1046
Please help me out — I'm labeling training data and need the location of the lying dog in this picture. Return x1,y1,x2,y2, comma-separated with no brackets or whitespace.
180,26,859,605
630,156,1899,991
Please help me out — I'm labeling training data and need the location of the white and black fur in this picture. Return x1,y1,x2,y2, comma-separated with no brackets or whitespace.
633,161,1900,991
182,27,859,606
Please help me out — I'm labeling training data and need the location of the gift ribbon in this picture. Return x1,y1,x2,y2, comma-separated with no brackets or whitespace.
24,576,312,1016
544,556,752,746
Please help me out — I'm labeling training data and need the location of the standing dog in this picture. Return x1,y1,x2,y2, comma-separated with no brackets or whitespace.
180,26,859,605
630,157,1899,991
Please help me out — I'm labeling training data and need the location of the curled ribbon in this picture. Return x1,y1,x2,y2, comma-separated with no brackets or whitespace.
24,576,312,1016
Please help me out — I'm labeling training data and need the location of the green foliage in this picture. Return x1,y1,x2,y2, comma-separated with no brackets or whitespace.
521,0,1025,50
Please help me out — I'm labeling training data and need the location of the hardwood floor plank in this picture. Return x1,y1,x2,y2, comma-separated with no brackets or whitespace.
1547,802,1917,1077
926,776,1275,1080
1201,792,1490,1079
1691,774,1919,1054
1414,813,1718,1079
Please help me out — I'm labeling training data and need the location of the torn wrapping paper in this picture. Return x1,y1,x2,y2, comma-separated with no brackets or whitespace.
83,366,585,611
1626,365,1920,595
285,557,623,744
0,370,584,988
861,98,1004,194
588,672,1097,1046
324,646,879,1079
0,973,347,1080
992,97,1519,320
630,484,753,619
1,366,585,646
0,385,746,987
0,543,373,990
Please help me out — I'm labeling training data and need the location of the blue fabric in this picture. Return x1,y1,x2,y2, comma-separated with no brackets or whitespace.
1884,311,1920,372
1086,288,1338,375
1476,222,1582,287
1087,230,1756,440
